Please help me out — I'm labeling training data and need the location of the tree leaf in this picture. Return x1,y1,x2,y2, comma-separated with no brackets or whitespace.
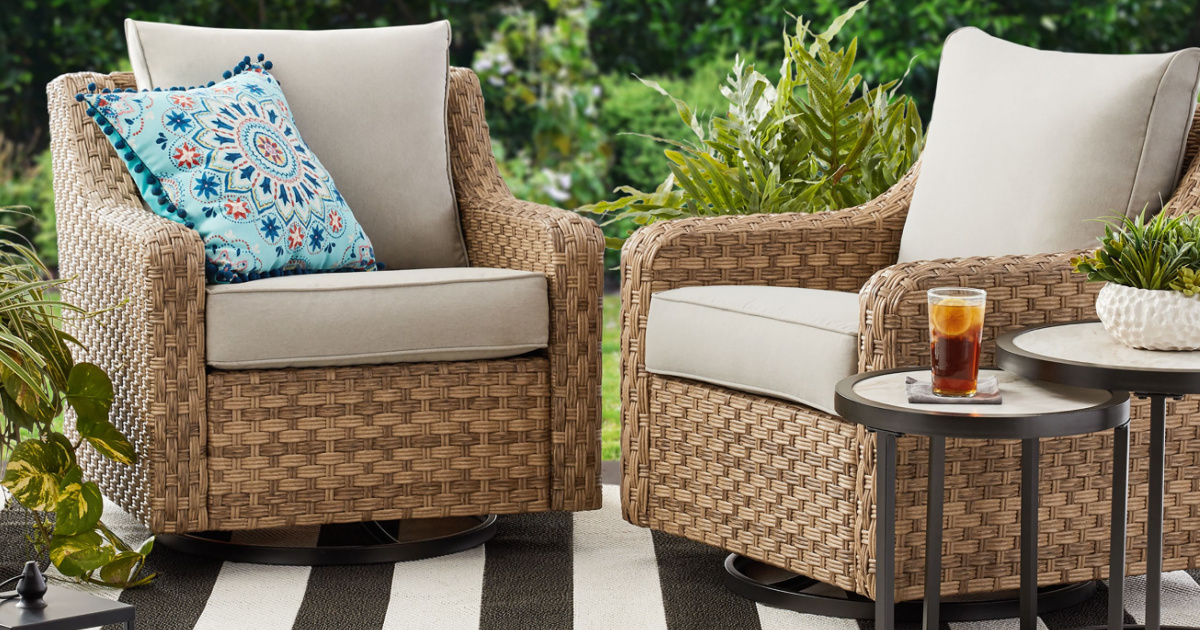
54,466,103,537
48,531,114,577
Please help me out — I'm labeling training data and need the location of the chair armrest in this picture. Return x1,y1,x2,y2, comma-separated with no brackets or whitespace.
618,165,918,524
858,250,1099,372
50,71,210,533
459,201,605,513
448,67,605,511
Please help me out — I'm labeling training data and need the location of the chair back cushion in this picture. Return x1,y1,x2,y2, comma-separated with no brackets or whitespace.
898,28,1200,262
125,19,468,270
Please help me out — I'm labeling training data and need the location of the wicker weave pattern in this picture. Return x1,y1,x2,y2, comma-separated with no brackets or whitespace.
50,71,210,533
49,68,602,534
205,358,552,529
448,68,604,511
647,376,870,594
620,167,919,528
621,113,1200,601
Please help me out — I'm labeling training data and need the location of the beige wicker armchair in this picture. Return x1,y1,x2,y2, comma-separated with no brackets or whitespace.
620,118,1200,604
48,67,604,539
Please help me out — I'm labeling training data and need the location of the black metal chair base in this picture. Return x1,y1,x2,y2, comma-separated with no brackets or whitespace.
158,515,497,566
724,554,1099,622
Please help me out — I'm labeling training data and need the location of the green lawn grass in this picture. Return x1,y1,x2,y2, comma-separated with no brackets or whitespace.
601,293,621,460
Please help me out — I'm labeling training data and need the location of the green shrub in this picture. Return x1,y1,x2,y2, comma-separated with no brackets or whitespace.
0,146,57,268
581,3,924,249
599,57,731,194
473,0,610,210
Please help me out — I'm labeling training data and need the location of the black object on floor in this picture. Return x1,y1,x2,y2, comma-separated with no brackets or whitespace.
0,585,134,630
157,515,497,566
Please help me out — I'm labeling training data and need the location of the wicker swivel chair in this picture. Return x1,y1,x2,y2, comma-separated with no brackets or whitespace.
620,34,1200,617
47,67,603,556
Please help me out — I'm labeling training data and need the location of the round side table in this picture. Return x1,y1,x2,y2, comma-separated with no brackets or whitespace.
834,368,1130,630
998,320,1200,630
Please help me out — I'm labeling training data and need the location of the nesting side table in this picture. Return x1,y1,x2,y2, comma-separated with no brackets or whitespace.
834,368,1131,630
998,320,1200,630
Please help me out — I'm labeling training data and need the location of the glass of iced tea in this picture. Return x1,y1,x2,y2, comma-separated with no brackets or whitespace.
927,288,986,397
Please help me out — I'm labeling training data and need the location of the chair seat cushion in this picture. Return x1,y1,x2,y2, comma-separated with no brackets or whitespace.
899,27,1200,262
205,267,548,369
644,286,860,415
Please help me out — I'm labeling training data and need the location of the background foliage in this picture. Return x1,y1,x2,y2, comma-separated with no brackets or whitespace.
580,5,925,248
4,0,1197,270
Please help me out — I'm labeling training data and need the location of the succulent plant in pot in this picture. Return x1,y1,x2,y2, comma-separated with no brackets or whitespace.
1072,211,1200,350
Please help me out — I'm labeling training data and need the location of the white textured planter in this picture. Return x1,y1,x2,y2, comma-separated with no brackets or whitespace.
1095,283,1200,350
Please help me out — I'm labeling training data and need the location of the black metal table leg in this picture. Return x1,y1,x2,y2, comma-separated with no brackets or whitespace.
1147,395,1167,630
1110,422,1130,630
925,435,945,630
877,430,898,630
1022,437,1040,630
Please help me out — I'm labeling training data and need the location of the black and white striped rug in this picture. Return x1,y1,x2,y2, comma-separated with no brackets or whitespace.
3,485,1200,629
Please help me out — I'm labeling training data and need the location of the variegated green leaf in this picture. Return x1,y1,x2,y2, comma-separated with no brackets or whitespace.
98,551,143,586
49,531,114,577
66,362,113,424
1,434,74,511
54,466,103,536
76,415,136,466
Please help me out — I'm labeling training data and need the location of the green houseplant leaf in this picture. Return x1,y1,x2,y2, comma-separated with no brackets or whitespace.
75,416,136,466
1073,211,1200,294
49,531,115,577
0,207,153,588
66,361,113,422
54,465,104,536
99,551,146,586
2,433,75,510
66,362,135,464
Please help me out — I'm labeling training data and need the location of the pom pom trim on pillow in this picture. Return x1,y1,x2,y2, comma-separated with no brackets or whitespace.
80,55,383,284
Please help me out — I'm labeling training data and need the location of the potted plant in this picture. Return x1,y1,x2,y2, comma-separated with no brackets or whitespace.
0,208,154,587
1073,211,1200,350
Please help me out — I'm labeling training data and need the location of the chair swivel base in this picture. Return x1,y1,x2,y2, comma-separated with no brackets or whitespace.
724,554,1098,622
158,515,497,566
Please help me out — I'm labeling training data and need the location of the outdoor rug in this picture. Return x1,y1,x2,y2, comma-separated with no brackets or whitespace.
3,484,1200,629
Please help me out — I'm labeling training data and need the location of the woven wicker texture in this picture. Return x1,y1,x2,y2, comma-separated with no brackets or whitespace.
205,359,552,530
621,113,1200,601
48,68,602,534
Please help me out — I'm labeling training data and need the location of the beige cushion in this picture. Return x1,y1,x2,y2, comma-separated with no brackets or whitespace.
124,19,469,270
206,268,548,369
644,286,859,415
898,28,1200,262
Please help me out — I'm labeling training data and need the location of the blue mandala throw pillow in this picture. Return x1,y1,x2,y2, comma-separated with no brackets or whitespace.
80,55,379,283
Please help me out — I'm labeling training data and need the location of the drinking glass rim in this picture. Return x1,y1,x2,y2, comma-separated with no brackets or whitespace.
927,287,987,301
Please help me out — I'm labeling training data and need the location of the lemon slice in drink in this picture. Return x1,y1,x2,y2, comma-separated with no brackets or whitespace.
930,298,976,337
